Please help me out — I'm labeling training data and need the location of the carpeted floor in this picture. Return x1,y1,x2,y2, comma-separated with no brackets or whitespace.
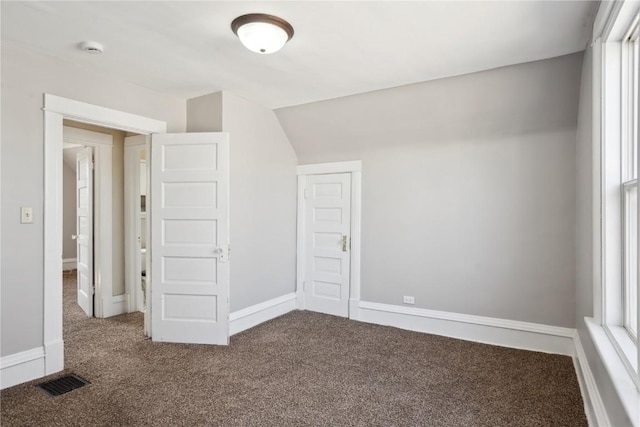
0,271,587,426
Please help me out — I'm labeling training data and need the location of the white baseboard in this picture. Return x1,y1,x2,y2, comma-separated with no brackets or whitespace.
354,301,576,356
573,332,610,427
230,293,297,336
101,294,128,318
62,258,77,271
0,347,46,389
44,339,64,376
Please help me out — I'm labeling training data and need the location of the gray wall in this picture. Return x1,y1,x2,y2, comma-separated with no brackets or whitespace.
62,162,76,260
277,53,582,327
1,40,186,357
575,44,629,427
186,91,298,311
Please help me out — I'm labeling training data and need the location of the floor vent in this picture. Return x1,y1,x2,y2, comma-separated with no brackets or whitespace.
36,374,89,397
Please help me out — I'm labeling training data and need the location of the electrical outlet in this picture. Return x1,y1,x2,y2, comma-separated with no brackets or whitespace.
21,207,33,224
403,296,415,305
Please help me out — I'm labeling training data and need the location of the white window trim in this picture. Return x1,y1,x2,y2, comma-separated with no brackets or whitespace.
592,1,640,425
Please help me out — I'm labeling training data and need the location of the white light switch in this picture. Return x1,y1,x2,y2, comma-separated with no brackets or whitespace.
21,207,33,224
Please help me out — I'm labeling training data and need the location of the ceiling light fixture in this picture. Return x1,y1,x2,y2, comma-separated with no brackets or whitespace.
231,13,294,54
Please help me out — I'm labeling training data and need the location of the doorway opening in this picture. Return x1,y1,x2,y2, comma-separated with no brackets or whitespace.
61,121,146,339
44,94,167,378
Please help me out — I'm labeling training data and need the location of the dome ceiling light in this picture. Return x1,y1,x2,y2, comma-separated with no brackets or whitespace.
231,13,294,54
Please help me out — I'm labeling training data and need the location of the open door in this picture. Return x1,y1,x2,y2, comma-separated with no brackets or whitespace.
150,133,230,345
124,135,151,336
75,147,94,317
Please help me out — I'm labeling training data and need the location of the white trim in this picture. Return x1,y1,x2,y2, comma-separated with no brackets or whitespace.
296,176,306,310
44,94,165,134
44,94,167,382
44,109,64,377
62,258,77,271
349,170,362,320
297,160,362,175
124,138,148,314
0,347,45,389
593,1,625,43
229,293,297,336
574,331,612,427
295,161,363,321
44,340,64,378
354,301,575,356
103,294,128,318
592,2,640,414
586,318,640,426
64,126,113,146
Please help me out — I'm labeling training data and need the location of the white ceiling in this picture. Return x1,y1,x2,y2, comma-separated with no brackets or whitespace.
1,1,596,109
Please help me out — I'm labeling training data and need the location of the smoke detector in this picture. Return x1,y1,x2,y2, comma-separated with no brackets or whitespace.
79,41,104,54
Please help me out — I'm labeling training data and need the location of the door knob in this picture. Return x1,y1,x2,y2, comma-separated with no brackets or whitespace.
72,235,78,240
341,235,348,252
213,246,228,263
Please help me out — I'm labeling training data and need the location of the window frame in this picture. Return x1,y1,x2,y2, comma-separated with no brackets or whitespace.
597,0,640,393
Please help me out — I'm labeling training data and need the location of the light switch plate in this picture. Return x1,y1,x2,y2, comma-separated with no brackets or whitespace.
21,207,34,224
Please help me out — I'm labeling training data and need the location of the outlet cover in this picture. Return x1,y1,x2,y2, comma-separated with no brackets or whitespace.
403,296,415,305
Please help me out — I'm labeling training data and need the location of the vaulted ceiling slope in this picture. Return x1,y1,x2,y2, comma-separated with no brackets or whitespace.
1,1,596,109
276,53,583,163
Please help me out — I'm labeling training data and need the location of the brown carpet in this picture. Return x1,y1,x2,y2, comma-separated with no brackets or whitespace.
0,271,587,426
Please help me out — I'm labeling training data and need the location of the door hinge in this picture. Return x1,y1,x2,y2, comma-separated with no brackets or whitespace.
92,285,95,295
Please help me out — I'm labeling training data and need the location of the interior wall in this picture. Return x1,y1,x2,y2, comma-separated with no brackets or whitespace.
222,92,298,311
63,121,127,297
0,40,186,357
186,91,298,311
62,162,76,260
276,53,582,328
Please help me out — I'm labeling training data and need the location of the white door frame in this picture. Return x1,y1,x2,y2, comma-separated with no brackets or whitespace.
64,126,113,318
43,94,166,376
296,161,362,319
124,137,149,317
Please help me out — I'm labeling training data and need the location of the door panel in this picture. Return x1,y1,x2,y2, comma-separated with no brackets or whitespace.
151,133,229,345
76,147,94,317
304,173,351,317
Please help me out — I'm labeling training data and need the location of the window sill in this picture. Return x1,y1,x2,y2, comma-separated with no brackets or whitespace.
586,318,639,426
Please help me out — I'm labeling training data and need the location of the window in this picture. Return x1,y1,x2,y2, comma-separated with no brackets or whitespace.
622,19,639,341
597,0,640,394
591,3,640,422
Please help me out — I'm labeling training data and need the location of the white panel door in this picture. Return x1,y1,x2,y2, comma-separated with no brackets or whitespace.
76,147,94,317
304,173,351,317
151,133,230,345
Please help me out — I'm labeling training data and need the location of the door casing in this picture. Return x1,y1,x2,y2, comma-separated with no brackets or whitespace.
43,94,166,377
296,161,362,319
124,137,150,312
